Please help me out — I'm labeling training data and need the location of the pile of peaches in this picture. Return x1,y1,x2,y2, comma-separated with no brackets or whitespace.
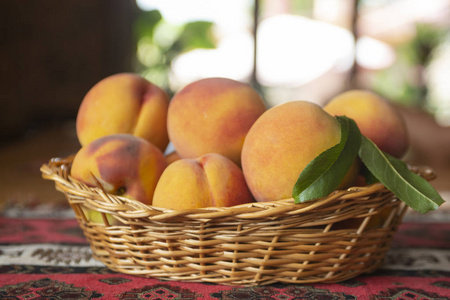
72,73,409,215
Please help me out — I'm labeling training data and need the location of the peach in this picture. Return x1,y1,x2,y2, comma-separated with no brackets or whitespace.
324,90,409,158
76,73,170,152
152,153,253,210
167,77,266,166
241,101,344,202
71,134,167,205
338,158,361,189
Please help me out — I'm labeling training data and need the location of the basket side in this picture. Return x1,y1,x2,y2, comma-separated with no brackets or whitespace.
41,157,420,286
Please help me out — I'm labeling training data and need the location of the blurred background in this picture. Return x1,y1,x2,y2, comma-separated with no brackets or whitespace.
1,0,449,218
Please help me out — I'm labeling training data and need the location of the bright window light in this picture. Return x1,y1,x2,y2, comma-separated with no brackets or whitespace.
256,14,355,87
356,36,396,70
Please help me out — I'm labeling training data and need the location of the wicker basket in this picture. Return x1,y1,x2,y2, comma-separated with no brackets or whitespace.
40,156,435,286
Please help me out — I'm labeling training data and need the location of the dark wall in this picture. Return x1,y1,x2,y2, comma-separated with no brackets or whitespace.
1,0,137,140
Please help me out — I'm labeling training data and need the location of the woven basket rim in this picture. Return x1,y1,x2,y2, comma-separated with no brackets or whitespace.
40,156,436,222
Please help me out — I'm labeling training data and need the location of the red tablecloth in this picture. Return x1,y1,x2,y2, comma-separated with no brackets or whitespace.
1,217,449,299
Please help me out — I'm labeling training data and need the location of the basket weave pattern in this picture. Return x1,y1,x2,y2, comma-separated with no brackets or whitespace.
41,157,435,286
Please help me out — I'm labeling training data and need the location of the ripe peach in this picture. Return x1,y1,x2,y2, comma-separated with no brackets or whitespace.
71,134,167,205
324,90,409,158
76,73,170,152
167,77,266,166
338,158,361,189
152,153,253,210
241,101,345,202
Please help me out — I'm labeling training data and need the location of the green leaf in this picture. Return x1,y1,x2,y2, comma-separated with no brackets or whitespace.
134,10,163,40
358,135,445,214
174,21,216,52
293,116,361,203
361,164,379,185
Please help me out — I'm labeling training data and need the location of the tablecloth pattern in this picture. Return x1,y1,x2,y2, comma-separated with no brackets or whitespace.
1,217,449,299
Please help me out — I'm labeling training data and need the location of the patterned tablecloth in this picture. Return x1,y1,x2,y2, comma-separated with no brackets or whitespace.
1,215,450,299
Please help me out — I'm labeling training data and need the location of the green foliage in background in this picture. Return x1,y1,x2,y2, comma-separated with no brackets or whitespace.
372,23,448,110
290,0,314,17
134,9,216,94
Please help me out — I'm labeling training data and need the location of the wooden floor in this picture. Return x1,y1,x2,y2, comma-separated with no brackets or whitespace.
1,106,449,221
